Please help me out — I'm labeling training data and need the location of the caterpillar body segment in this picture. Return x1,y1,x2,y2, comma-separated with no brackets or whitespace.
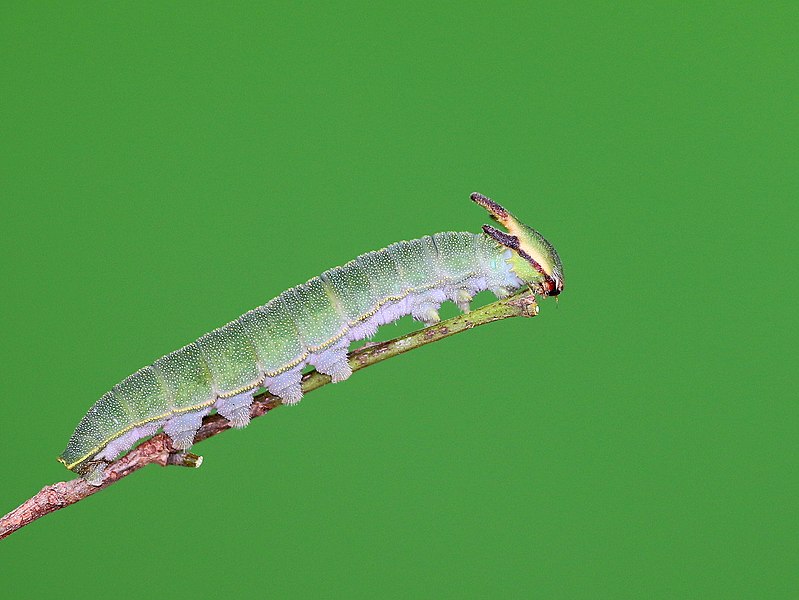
58,194,565,481
197,320,262,397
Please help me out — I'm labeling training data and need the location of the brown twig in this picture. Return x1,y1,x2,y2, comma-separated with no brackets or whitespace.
0,293,539,540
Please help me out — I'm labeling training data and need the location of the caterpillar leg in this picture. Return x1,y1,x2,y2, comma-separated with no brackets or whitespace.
82,461,108,487
95,421,163,461
444,281,481,313
454,289,473,313
348,314,380,340
266,367,304,405
309,344,352,383
216,390,255,428
490,286,514,299
417,306,441,325
411,290,446,325
164,409,209,450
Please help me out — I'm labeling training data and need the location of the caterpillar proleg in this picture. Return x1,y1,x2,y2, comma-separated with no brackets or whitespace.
58,193,565,483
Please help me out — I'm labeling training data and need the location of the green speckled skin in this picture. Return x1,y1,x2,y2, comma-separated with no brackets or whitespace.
154,344,213,411
252,299,304,374
291,278,344,350
113,367,167,423
433,232,473,279
92,391,130,437
71,393,112,448
59,198,565,475
390,239,434,289
197,321,261,395
321,260,374,322
356,247,403,299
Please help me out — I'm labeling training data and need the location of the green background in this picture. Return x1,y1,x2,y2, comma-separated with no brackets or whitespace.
1,2,795,597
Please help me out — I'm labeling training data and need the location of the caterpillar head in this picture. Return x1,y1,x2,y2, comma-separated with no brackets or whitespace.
471,192,564,297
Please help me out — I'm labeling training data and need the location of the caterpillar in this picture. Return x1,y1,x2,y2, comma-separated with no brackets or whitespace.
58,193,565,483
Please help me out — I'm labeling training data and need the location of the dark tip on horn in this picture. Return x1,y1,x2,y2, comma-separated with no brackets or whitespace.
470,192,510,223
482,224,520,249
470,192,489,203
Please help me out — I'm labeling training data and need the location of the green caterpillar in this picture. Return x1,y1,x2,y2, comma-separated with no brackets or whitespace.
58,193,565,483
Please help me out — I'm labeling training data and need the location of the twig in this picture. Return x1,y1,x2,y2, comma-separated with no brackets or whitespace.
0,293,539,540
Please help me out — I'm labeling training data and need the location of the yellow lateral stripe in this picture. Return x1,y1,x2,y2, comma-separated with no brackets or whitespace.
62,270,485,470
62,397,220,470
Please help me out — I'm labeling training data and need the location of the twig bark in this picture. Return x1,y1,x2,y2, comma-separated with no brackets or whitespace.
0,293,539,540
